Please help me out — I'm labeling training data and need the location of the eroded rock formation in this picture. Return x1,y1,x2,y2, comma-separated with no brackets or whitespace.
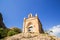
0,12,6,29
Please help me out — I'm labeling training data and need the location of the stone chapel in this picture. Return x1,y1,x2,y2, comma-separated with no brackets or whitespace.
23,13,44,33
6,13,60,40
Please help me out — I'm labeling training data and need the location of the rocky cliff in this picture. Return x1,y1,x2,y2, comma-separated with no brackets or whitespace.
6,33,60,40
0,13,6,29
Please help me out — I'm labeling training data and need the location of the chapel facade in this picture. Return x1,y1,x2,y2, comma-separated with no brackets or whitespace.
23,13,44,33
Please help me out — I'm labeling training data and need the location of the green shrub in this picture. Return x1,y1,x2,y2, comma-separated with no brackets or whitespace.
7,30,18,36
0,27,22,38
7,27,22,36
0,28,8,39
11,27,22,33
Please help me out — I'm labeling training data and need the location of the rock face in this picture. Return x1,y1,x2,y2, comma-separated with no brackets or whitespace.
6,33,60,40
0,13,6,29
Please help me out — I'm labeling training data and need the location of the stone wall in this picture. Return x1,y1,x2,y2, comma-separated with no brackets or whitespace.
23,14,44,33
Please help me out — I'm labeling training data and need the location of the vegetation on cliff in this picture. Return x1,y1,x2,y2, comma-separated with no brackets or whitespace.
0,13,22,39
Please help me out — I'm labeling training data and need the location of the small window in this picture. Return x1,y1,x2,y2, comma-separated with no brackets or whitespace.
28,25,33,32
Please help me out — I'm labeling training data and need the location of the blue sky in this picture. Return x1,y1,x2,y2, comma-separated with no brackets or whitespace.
0,0,60,31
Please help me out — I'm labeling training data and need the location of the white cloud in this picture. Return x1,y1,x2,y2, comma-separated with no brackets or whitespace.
48,25,60,37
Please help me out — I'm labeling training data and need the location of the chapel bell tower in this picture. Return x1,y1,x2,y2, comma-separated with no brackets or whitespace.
23,13,44,33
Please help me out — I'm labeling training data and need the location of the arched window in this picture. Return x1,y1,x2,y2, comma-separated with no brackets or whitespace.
28,25,34,32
